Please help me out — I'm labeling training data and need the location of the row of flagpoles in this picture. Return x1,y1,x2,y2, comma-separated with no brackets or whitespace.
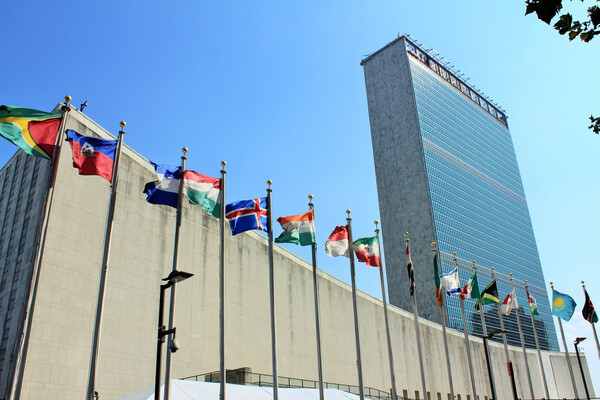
1,100,598,400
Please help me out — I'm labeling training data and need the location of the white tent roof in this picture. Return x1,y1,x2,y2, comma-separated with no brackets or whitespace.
119,380,374,400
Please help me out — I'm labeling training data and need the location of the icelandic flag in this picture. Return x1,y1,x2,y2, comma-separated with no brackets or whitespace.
65,129,117,182
226,197,269,235
143,162,182,208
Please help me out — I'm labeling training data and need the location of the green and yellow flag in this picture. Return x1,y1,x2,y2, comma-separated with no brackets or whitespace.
475,279,499,310
0,105,62,159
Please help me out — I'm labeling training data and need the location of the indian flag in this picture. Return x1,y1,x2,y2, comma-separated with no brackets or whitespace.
352,236,381,267
182,170,221,218
0,105,62,159
275,210,315,246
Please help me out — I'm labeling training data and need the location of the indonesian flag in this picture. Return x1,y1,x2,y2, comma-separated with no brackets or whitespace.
325,225,349,257
500,290,518,315
352,236,381,267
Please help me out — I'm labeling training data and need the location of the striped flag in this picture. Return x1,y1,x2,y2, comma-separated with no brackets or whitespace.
325,225,349,257
526,288,540,316
433,252,443,305
352,236,381,267
182,170,221,217
143,162,182,208
275,210,316,246
500,290,518,315
406,242,415,296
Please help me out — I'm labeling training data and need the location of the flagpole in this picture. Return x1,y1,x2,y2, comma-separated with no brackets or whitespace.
525,280,550,400
267,181,279,400
219,161,227,400
308,195,325,400
347,210,365,400
551,282,579,399
376,221,397,400
163,148,188,400
455,254,478,400
86,121,126,400
509,273,534,400
433,244,454,400
582,281,600,359
405,233,427,400
490,267,510,363
473,261,488,337
11,96,72,400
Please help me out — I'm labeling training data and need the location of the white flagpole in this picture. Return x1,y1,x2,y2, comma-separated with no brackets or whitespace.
376,221,397,400
86,121,127,400
347,210,365,400
491,267,510,363
163,148,188,400
267,181,279,400
308,195,325,400
455,253,478,400
550,282,579,399
524,280,550,399
11,97,72,400
509,273,534,400
433,244,454,400
581,281,600,360
219,161,227,400
405,232,427,400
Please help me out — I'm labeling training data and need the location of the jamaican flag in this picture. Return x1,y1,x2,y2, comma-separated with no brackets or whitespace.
0,105,62,159
475,279,500,311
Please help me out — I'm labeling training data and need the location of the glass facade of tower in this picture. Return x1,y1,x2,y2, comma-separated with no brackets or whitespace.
405,43,559,351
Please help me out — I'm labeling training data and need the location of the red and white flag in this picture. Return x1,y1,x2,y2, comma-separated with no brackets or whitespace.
325,225,349,257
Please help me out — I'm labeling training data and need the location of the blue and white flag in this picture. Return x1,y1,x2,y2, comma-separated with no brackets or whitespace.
225,197,268,235
143,162,182,208
440,267,461,296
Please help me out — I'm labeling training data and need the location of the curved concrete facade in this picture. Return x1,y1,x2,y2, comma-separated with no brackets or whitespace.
0,109,593,399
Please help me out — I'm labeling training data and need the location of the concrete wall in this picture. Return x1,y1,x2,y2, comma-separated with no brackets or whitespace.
2,109,594,399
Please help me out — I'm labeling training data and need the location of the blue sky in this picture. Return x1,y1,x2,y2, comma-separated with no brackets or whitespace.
3,0,599,390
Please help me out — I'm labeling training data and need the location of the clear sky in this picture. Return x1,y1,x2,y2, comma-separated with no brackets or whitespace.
3,0,599,391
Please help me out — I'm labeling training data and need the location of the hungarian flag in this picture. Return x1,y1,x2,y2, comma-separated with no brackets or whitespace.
325,225,349,257
526,288,539,316
65,129,117,182
500,290,518,315
182,170,221,218
582,289,599,324
275,210,316,246
433,252,443,305
352,235,381,267
406,242,415,296
0,105,62,159
462,273,480,300
476,279,499,311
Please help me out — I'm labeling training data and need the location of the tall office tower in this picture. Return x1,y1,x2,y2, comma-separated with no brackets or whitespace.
361,35,558,350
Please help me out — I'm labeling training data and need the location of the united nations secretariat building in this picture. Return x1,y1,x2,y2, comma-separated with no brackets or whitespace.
0,39,596,400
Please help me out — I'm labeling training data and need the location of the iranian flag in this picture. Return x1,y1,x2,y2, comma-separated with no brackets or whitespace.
182,170,221,217
275,210,316,246
325,225,349,257
352,236,381,267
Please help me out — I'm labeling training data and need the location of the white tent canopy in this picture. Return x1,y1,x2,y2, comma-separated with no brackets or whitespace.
119,380,373,400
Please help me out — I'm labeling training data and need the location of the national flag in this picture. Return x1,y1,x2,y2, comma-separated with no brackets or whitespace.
324,225,349,257
406,242,415,296
582,289,598,324
500,290,518,315
65,130,117,182
0,105,62,159
182,170,221,218
275,210,316,246
552,290,577,321
440,267,461,296
475,279,499,311
144,163,182,208
462,273,480,300
526,288,540,316
433,252,443,305
352,236,381,267
226,197,268,235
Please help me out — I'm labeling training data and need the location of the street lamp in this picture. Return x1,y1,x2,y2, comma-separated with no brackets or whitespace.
483,329,507,400
574,337,591,400
155,270,194,400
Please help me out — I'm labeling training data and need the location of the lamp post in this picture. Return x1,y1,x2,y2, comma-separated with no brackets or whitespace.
483,329,506,400
574,337,591,400
155,270,194,400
